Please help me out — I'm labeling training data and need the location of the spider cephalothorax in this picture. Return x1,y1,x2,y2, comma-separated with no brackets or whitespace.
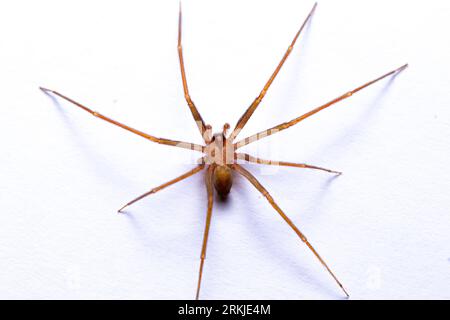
41,2,406,300
204,124,234,197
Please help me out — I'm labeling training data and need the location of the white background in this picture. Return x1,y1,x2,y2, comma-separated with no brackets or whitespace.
1,0,449,299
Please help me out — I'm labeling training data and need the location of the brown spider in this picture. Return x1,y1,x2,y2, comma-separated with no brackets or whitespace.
40,2,407,299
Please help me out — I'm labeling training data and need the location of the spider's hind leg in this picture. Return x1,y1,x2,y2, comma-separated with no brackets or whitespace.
233,164,349,298
196,164,215,300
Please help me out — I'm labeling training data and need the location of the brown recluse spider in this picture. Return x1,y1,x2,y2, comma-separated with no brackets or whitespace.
40,2,407,299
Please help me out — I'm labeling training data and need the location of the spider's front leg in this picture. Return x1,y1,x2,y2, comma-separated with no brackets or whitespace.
229,2,317,141
178,3,208,140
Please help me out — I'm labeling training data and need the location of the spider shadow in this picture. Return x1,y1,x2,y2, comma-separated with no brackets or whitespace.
43,92,136,189
119,172,207,249
229,72,403,297
310,73,403,164
120,203,190,266
120,210,159,248
214,191,235,213
276,11,315,107
232,168,344,299
229,73,403,298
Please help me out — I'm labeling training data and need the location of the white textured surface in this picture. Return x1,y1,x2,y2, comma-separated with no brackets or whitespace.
1,0,449,299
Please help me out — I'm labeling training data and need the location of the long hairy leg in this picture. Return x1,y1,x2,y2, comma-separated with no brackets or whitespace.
228,2,317,141
235,64,408,149
233,164,349,298
40,87,205,152
118,162,206,213
178,3,207,139
235,153,341,175
196,164,215,300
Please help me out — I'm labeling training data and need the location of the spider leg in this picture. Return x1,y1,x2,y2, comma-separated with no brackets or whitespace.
40,87,205,153
233,164,349,298
235,64,408,149
235,153,341,175
228,2,317,141
118,161,206,213
196,164,215,300
178,3,207,140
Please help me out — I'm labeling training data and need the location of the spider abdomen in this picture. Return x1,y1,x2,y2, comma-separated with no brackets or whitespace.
213,165,233,197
